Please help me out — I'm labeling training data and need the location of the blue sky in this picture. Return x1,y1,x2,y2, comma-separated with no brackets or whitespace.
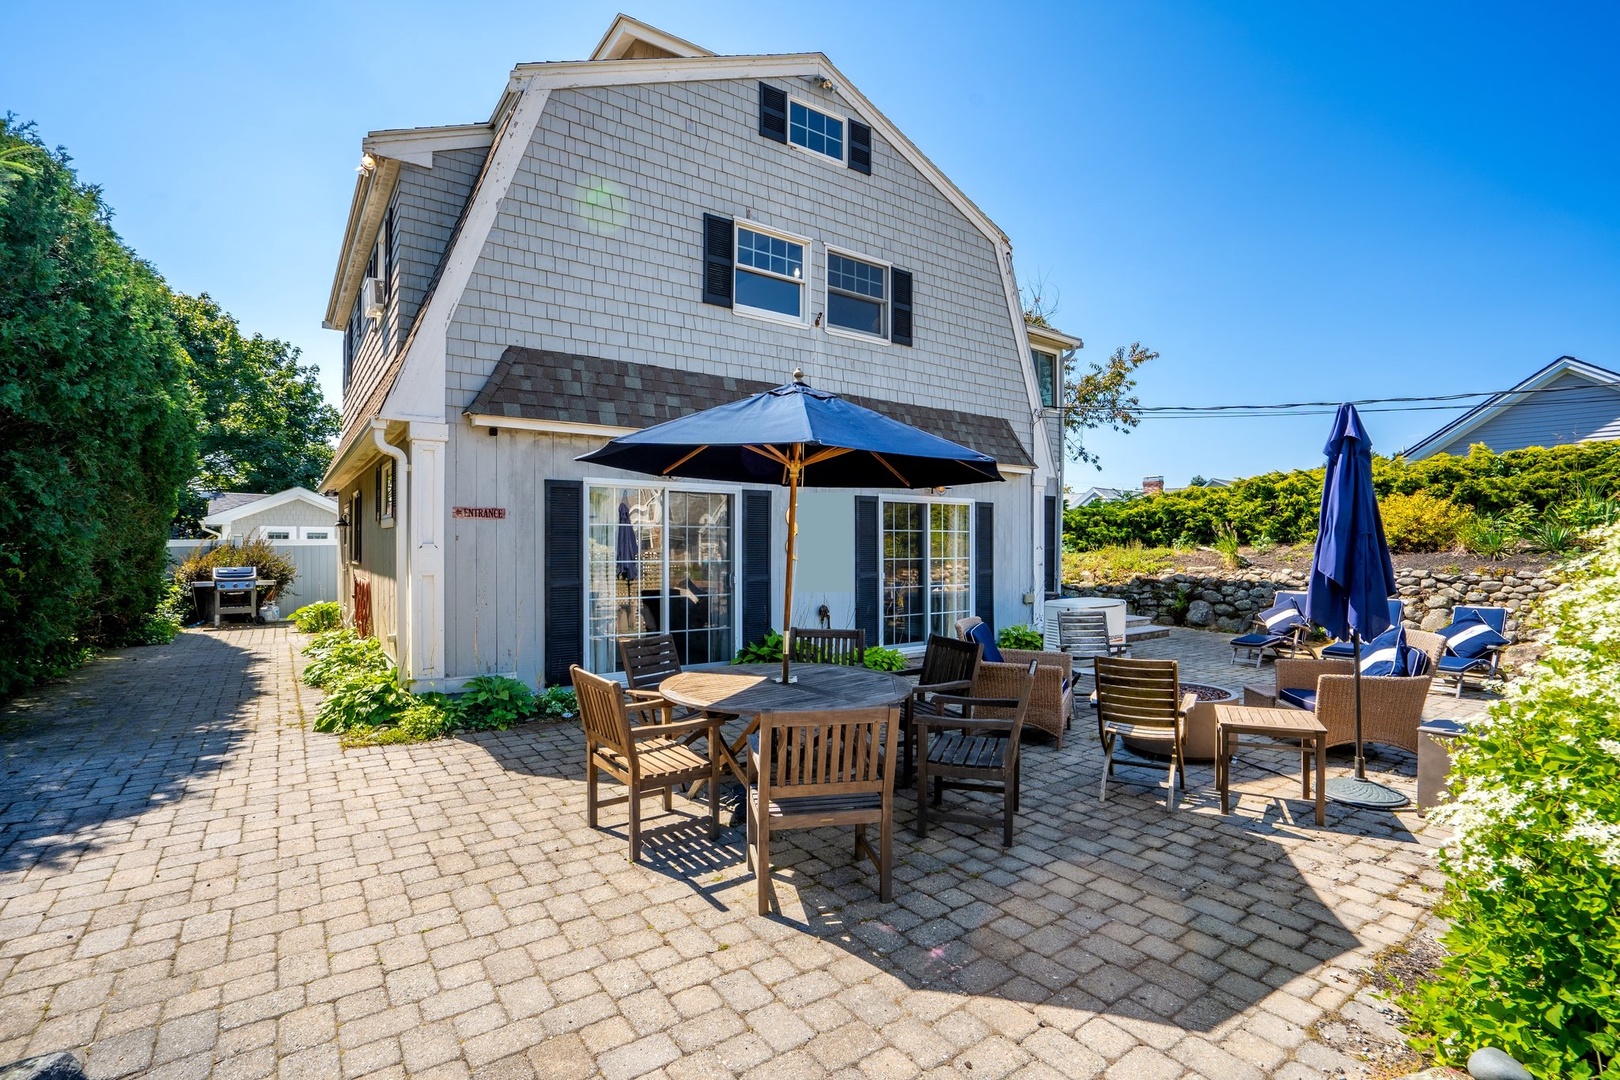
5,2,1617,490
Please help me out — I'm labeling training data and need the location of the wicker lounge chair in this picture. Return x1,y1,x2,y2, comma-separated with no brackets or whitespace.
954,616,1074,746
1244,629,1444,754
1230,590,1309,667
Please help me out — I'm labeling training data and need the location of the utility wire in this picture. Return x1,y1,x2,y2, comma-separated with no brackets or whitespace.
1054,380,1615,421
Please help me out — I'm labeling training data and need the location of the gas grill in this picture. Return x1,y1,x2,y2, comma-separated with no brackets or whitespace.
211,566,261,628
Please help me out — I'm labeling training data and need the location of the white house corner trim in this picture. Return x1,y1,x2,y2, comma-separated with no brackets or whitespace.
406,422,450,690
993,242,1056,608
382,83,553,425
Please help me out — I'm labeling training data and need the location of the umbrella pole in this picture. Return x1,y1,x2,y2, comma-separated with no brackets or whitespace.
1352,631,1366,781
779,445,802,685
1325,626,1409,809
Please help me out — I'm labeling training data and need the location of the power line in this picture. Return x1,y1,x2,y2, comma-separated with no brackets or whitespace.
1055,380,1618,421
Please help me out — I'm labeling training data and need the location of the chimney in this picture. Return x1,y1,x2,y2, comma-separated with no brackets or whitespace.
1142,476,1164,496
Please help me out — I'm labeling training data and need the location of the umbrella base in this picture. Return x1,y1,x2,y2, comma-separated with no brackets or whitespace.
771,675,799,684
1325,776,1409,809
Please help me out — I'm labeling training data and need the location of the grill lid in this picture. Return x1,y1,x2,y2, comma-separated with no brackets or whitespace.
212,566,259,583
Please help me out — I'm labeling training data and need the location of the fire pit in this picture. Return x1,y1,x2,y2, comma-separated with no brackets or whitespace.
1121,681,1236,762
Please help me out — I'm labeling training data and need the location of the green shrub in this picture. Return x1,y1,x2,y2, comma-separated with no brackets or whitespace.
536,685,577,720
455,675,536,731
732,630,785,664
863,646,908,672
314,667,414,733
1459,514,1513,560
997,625,1045,651
1380,492,1472,553
1063,542,1173,583
302,629,390,689
290,602,342,633
1402,526,1620,1077
173,540,297,605
1525,520,1581,556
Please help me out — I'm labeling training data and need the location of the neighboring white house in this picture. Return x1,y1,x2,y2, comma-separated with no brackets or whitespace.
1403,356,1620,460
319,16,1075,690
173,488,341,611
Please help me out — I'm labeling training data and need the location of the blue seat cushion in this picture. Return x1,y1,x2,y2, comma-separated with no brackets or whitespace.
1256,599,1306,635
1321,640,1355,659
1440,609,1509,659
1437,654,1492,674
1231,632,1281,648
1278,687,1317,711
967,621,1005,664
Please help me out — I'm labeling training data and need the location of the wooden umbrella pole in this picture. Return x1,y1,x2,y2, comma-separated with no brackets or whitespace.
780,444,802,685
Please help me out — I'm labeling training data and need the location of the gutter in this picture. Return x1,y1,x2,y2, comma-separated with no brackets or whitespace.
371,420,411,675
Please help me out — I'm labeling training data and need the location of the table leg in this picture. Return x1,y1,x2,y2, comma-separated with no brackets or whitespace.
1314,735,1325,826
1218,728,1230,814
1301,740,1310,800
722,716,759,788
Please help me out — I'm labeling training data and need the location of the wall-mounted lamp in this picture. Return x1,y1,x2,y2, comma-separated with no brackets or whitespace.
931,486,949,495
356,153,377,175
806,75,834,91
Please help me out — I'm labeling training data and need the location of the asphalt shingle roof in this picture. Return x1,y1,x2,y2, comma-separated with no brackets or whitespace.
465,347,1036,470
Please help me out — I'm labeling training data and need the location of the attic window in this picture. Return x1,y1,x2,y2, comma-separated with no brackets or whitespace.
789,101,844,163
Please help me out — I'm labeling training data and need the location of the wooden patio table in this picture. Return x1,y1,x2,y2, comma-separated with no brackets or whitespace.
660,664,912,787
1214,704,1328,826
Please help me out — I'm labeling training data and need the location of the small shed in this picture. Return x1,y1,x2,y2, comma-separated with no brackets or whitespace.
198,487,341,610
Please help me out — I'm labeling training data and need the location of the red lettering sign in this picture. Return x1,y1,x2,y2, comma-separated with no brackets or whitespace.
452,506,507,520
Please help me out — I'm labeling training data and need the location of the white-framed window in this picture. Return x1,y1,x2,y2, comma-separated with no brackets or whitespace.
788,99,845,163
880,498,973,648
263,529,292,541
1032,349,1058,408
734,222,807,323
304,529,331,541
826,249,888,339
585,482,738,674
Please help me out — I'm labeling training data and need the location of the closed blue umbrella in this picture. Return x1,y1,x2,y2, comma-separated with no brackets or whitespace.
616,500,637,580
1304,403,1403,808
580,371,1003,684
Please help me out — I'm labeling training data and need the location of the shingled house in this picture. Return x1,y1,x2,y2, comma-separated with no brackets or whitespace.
320,16,1077,689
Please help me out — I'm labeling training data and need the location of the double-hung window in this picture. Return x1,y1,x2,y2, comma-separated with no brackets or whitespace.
1032,349,1058,408
880,500,973,647
734,224,806,322
826,251,886,338
789,100,844,163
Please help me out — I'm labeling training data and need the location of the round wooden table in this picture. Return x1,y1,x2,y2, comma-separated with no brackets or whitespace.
659,664,912,786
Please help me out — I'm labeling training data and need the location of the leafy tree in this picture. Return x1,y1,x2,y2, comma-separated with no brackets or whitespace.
1188,475,1209,487
170,293,340,533
1062,343,1157,467
0,119,197,696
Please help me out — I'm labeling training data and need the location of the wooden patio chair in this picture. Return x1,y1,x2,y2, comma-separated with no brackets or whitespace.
787,627,866,666
619,632,740,795
914,659,1038,847
1060,610,1128,681
747,705,900,915
899,634,980,782
570,666,721,863
1095,657,1196,810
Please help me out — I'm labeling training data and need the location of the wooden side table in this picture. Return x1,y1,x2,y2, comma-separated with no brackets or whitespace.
1215,704,1328,826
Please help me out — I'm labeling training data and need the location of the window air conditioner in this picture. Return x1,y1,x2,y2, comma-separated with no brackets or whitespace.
362,277,386,320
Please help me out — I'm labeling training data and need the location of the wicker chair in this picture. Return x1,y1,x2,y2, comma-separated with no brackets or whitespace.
953,616,1075,747
1244,630,1444,754
787,627,866,666
914,660,1037,847
570,666,722,862
748,706,900,914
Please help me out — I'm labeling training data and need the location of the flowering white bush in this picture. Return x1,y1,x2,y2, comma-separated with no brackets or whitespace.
1407,525,1620,1077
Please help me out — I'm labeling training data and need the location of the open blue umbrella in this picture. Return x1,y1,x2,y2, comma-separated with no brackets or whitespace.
579,371,1003,684
1304,403,1404,808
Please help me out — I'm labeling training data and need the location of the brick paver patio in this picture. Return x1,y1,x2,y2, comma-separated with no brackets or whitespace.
0,625,1491,1079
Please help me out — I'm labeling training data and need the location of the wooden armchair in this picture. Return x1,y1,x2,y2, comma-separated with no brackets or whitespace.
915,659,1037,847
787,627,866,666
747,706,900,914
899,634,980,781
1244,630,1444,753
570,666,721,862
954,616,1075,747
1095,657,1195,809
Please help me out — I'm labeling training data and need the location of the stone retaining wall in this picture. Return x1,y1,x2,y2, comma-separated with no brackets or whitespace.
1068,563,1560,640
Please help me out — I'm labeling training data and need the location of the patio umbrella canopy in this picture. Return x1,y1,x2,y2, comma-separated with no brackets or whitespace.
579,371,1003,684
1303,403,1403,808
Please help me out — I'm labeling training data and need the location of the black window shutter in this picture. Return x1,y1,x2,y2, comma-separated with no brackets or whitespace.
975,502,995,628
890,269,914,346
1045,495,1059,596
702,213,734,308
758,83,788,143
742,490,773,647
544,480,585,684
854,496,879,646
848,120,872,175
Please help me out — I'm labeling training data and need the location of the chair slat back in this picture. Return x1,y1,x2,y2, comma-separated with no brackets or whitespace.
758,707,899,800
618,634,683,690
788,627,866,666
1059,611,1111,658
919,634,979,686
1093,657,1181,732
570,666,635,761
1452,605,1507,635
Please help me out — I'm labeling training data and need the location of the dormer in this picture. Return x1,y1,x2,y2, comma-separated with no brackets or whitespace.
1026,323,1082,410
589,15,714,61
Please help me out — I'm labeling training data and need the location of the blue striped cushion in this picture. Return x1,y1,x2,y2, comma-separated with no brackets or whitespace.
968,622,1004,664
1359,626,1429,677
1440,610,1509,659
1256,600,1306,635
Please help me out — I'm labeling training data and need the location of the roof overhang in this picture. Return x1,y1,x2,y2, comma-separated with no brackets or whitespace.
1402,355,1620,459
201,486,338,527
362,123,495,168
590,14,714,61
1026,324,1083,351
323,156,400,330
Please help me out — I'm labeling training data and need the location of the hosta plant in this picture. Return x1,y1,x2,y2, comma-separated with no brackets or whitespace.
996,625,1045,651
455,675,536,731
1403,525,1620,1078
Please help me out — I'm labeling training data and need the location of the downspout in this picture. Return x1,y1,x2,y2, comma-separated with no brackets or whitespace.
372,420,411,678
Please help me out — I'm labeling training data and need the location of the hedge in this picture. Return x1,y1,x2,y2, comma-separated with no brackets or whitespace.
0,120,197,698
1065,442,1620,550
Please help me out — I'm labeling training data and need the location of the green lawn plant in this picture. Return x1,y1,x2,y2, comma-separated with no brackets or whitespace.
456,675,537,731
290,602,342,633
1403,525,1620,1078
997,625,1045,651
